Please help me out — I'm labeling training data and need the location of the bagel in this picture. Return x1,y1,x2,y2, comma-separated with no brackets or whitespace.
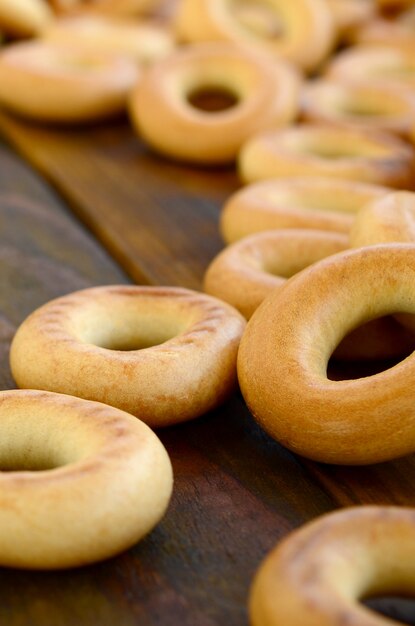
238,244,415,465
50,0,162,16
250,506,415,626
0,389,172,569
326,45,415,91
353,13,415,50
350,191,415,335
204,229,348,319
43,16,174,65
220,178,389,243
302,80,415,137
10,285,246,427
130,42,300,164
0,0,52,37
239,124,415,188
175,0,335,72
351,191,415,247
327,0,376,40
0,40,139,123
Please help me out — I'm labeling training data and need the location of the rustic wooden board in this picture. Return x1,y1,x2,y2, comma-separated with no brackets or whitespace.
2,113,415,623
0,137,338,625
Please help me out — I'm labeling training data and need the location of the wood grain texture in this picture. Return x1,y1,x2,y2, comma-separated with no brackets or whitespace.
0,138,336,625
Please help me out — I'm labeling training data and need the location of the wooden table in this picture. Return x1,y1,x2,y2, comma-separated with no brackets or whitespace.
0,112,415,625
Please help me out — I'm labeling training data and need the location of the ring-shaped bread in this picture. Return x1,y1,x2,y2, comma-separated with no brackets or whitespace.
302,80,415,137
0,40,139,123
239,124,415,188
0,0,52,37
51,0,161,16
130,42,300,164
175,0,335,72
10,285,246,427
43,16,174,65
220,177,389,243
326,45,415,91
351,191,415,335
238,244,415,465
351,191,415,247
250,506,415,626
0,389,173,569
204,229,348,319
327,0,376,40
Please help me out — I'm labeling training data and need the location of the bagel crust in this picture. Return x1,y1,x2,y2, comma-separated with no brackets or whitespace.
220,177,389,243
0,41,139,123
204,229,348,319
351,191,415,247
130,42,300,164
302,80,415,137
0,389,172,569
238,245,415,465
250,506,415,626
175,0,335,72
239,124,415,187
10,286,246,427
0,0,52,37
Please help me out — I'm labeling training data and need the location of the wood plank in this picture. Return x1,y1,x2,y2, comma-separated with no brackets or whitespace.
0,113,238,289
0,138,335,625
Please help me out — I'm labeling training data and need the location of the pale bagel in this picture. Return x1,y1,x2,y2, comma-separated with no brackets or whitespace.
326,45,415,91
302,80,415,137
130,42,300,164
175,0,335,72
0,389,172,569
10,286,246,427
239,124,415,188
220,178,389,243
250,506,415,626
0,41,139,123
43,16,175,65
238,244,415,465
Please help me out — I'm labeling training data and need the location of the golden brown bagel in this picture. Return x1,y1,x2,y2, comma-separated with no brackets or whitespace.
0,389,172,569
350,191,415,336
130,42,300,164
0,40,139,123
326,45,415,91
353,9,415,50
351,190,415,247
43,16,174,65
10,285,246,427
220,178,389,243
250,506,415,626
238,244,415,465
175,0,335,72
239,124,415,188
0,0,52,36
204,229,348,319
302,80,415,137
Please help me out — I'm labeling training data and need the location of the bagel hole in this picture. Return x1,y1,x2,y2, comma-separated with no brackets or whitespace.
231,1,285,39
328,315,415,380
340,96,401,119
79,314,185,351
364,596,415,625
0,451,66,472
186,86,239,112
297,134,390,159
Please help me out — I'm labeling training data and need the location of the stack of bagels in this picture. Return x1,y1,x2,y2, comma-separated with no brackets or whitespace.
2,0,415,624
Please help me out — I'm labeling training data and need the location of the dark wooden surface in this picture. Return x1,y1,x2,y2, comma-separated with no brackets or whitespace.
1,113,415,624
